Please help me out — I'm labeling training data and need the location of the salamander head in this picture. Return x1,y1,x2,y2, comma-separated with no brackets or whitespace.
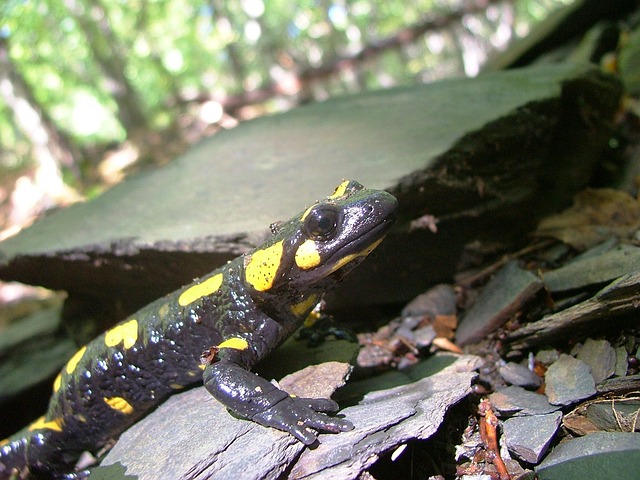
243,180,397,296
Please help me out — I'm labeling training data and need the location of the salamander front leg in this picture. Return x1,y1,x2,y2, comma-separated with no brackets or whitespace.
202,361,353,445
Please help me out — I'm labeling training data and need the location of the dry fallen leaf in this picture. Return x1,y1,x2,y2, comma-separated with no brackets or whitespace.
534,188,640,250
433,313,458,339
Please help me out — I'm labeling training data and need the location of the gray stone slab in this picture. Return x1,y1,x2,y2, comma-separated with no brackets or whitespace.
2,65,591,260
499,362,543,390
0,63,620,318
543,245,640,292
503,411,563,464
614,346,629,377
585,399,640,432
489,386,559,417
456,261,544,345
545,354,596,406
536,432,640,480
0,306,77,402
99,356,478,479
576,338,616,384
99,387,305,480
289,356,478,479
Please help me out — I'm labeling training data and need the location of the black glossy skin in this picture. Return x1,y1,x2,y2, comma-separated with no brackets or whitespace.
0,180,397,479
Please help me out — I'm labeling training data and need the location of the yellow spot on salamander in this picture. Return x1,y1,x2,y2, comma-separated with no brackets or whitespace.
53,373,62,393
104,396,134,415
105,319,139,350
28,416,63,432
300,204,316,221
65,346,87,374
198,364,206,371
303,308,322,327
178,273,224,307
0,438,8,447
158,303,170,319
245,241,284,291
295,240,321,270
291,294,319,318
328,180,350,200
328,237,384,275
170,383,185,390
219,337,249,350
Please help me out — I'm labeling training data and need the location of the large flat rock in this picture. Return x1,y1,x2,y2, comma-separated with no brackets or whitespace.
0,63,621,320
97,355,478,479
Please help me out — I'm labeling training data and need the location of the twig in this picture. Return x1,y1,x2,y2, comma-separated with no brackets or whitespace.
479,398,511,480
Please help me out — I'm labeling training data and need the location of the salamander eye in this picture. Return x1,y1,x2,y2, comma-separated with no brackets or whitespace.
304,206,339,239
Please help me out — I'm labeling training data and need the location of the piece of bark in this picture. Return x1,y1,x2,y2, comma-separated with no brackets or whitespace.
596,374,640,394
506,271,640,349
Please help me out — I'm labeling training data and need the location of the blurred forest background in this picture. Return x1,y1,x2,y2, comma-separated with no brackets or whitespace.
0,0,612,240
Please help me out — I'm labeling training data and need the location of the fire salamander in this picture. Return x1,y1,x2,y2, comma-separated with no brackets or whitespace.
0,180,397,479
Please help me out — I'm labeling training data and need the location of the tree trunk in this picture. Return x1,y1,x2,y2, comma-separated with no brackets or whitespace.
209,0,249,86
0,37,80,220
63,0,150,134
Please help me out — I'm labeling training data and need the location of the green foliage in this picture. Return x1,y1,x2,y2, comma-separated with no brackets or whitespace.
0,0,570,178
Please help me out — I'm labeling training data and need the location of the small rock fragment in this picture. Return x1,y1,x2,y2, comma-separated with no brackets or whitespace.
503,411,563,464
413,325,437,347
535,349,559,365
576,338,616,384
490,386,559,417
401,284,457,319
279,362,352,399
545,354,596,406
614,346,628,377
569,342,583,357
499,362,543,390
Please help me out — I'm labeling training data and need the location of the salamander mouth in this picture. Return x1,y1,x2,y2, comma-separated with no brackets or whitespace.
314,210,397,281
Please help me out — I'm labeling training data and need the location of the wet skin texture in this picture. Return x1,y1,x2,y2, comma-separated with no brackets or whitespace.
0,180,397,479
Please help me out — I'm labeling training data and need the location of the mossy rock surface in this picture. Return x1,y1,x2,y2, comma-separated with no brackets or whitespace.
0,63,621,320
